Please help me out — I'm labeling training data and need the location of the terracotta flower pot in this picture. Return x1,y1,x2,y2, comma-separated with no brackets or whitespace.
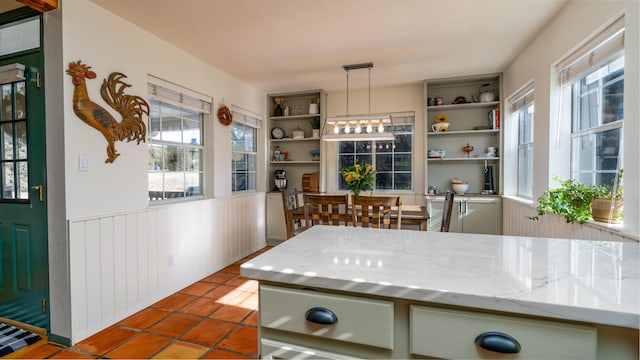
591,197,623,224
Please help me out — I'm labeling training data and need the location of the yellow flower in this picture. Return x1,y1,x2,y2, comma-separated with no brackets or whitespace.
341,161,376,196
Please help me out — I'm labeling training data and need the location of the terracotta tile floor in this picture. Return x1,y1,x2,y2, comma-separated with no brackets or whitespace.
13,247,269,359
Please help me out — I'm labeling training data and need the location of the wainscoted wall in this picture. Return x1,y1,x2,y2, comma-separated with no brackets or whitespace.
503,197,638,243
68,193,266,344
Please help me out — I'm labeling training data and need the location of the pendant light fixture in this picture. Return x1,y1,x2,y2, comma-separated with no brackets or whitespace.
322,62,394,141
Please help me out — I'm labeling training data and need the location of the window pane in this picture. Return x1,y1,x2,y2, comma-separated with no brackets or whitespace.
2,163,14,199
2,84,13,120
148,101,162,141
16,121,27,159
394,173,412,190
0,17,40,56
2,123,13,160
185,148,201,171
231,122,245,151
376,172,392,190
17,161,28,199
375,154,392,171
15,82,25,119
394,133,411,152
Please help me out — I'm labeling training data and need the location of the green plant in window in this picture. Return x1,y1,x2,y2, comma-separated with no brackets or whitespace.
528,176,603,224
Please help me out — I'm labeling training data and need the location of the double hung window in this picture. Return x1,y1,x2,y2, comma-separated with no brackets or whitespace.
558,19,624,191
232,109,261,193
509,86,534,198
147,77,211,201
337,113,414,191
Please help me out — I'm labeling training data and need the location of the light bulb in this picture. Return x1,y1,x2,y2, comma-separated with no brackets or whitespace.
378,123,384,133
355,125,361,134
333,126,340,134
344,125,350,134
366,123,373,133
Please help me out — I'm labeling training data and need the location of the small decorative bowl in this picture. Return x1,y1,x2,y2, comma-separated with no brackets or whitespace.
452,183,469,194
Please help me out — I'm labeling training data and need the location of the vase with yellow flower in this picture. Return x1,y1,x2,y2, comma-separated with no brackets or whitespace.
341,161,376,196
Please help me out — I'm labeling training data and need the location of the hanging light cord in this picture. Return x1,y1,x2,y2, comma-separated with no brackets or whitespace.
368,66,372,115
346,69,350,116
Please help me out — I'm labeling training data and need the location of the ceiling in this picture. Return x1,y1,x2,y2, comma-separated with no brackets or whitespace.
4,0,567,93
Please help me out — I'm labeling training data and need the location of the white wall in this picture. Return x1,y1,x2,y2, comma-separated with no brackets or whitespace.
51,0,267,343
325,83,426,205
502,0,639,239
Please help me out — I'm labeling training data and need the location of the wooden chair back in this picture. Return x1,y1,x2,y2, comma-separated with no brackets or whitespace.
352,195,401,229
441,191,455,232
281,188,303,239
304,194,350,226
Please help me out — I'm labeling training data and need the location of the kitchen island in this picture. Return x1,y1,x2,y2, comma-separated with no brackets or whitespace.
241,225,639,359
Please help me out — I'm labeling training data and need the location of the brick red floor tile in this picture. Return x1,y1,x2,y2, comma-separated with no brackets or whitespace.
241,311,259,327
105,333,171,359
178,297,222,317
202,349,250,359
12,343,65,359
73,325,138,356
49,349,96,359
203,285,243,300
152,292,198,311
152,340,208,359
201,272,236,284
179,319,235,347
147,313,201,338
209,305,252,323
221,264,241,274
179,281,219,296
216,326,258,355
118,308,172,330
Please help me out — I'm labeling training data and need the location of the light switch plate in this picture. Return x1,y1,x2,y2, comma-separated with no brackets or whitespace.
79,155,89,171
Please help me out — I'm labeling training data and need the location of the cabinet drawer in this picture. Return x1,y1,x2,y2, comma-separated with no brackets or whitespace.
260,285,394,349
261,338,363,360
410,305,597,359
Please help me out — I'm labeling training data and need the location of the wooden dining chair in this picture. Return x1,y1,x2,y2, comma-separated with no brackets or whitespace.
281,188,307,239
441,191,455,232
304,194,350,226
352,195,402,229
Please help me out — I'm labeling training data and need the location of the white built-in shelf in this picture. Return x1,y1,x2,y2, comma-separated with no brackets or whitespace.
270,160,320,165
427,129,499,135
270,137,320,143
427,157,500,162
427,101,500,110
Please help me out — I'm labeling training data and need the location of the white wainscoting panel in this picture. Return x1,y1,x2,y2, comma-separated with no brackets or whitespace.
503,197,638,242
68,193,266,344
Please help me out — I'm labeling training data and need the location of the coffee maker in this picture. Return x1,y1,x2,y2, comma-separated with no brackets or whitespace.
482,163,495,195
274,169,287,191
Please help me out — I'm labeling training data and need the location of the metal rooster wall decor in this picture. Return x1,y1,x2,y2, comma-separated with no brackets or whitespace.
66,61,149,163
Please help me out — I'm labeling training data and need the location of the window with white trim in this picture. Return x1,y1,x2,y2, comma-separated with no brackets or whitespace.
147,77,211,201
337,113,414,191
509,86,534,198
232,109,261,192
558,19,624,192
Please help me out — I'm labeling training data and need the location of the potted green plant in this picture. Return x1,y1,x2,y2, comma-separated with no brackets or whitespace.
591,169,623,223
529,176,603,224
310,116,321,138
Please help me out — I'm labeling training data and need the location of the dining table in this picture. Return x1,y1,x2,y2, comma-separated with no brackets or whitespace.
290,203,430,231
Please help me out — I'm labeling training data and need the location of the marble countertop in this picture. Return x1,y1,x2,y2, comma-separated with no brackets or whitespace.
241,226,640,329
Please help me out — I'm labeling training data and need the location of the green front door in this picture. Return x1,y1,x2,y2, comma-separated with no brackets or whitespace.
0,14,48,329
